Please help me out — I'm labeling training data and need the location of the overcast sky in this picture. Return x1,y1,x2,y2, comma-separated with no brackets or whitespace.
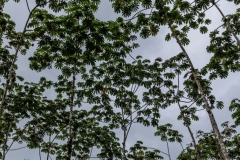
3,0,240,159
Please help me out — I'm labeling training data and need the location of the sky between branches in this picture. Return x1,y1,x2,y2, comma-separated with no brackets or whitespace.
3,0,240,159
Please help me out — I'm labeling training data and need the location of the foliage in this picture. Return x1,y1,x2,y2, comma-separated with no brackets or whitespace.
0,0,240,159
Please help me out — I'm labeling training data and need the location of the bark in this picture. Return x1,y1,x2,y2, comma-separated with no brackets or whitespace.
46,134,51,160
176,74,201,160
2,119,13,160
166,138,172,160
177,102,201,160
0,4,39,115
171,31,229,159
213,1,240,48
121,102,127,160
67,64,76,160
156,0,230,159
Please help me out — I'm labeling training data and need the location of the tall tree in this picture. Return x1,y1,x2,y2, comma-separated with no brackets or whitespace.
1,0,240,159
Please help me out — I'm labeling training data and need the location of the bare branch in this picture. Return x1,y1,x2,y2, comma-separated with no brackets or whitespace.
145,146,169,156
0,146,27,151
39,147,42,160
166,139,172,160
46,134,51,160
124,7,154,22
128,53,136,61
0,2,40,115
156,0,230,157
203,0,220,13
26,0,30,12
213,2,240,48
88,147,93,160
214,23,224,31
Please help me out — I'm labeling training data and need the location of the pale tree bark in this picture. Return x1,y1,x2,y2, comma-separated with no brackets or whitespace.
46,134,51,160
212,0,240,48
176,74,201,160
120,85,134,160
156,0,230,159
67,63,76,160
121,95,127,160
177,101,201,160
170,27,229,159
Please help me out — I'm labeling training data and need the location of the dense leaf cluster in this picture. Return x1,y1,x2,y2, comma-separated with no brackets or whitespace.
0,0,240,159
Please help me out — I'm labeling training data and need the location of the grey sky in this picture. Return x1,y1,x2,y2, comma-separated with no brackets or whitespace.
2,0,240,159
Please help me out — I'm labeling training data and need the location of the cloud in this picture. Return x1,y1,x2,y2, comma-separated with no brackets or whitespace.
2,0,240,159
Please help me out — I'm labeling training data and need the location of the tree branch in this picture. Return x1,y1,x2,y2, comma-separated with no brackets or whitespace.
25,0,30,12
154,0,229,159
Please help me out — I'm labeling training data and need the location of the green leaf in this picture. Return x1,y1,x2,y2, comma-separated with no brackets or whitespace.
205,19,211,25
165,33,171,41
200,26,208,34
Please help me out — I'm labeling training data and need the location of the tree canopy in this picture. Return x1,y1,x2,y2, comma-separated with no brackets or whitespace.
0,0,240,159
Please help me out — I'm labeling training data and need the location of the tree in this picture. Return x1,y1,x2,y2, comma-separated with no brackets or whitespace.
0,0,239,159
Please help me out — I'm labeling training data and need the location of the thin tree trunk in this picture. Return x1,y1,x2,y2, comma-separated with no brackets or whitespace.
67,63,76,160
46,134,51,160
177,101,201,160
0,3,39,115
155,0,229,159
2,79,16,160
166,138,172,160
212,1,240,48
170,27,229,160
121,102,127,160
176,73,201,160
39,147,42,160
2,119,13,160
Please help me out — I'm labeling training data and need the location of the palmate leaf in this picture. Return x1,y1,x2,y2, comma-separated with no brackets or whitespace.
165,33,171,41
199,26,208,34
140,26,151,39
2,0,240,159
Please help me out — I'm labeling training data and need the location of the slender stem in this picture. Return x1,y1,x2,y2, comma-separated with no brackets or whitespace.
2,89,16,160
170,21,230,160
177,101,201,159
187,98,200,109
128,53,136,61
124,7,154,22
46,134,51,160
25,0,30,12
177,104,200,156
214,24,224,31
177,72,201,160
126,104,149,127
155,0,229,159
126,112,133,142
0,146,27,152
121,101,126,160
179,142,184,151
88,147,93,160
145,146,169,156
213,1,240,48
2,119,13,160
67,63,76,160
0,3,39,115
211,129,224,159
126,103,147,120
39,147,42,160
166,138,172,160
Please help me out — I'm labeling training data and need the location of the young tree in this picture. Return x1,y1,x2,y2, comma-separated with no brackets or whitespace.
0,0,239,160
109,0,240,159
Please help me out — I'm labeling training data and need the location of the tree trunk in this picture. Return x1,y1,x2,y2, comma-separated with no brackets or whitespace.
156,0,230,159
